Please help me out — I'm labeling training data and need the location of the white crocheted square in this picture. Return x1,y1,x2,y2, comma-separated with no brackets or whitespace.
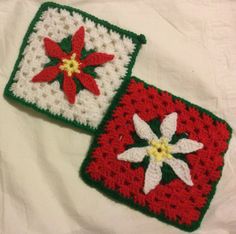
5,2,145,132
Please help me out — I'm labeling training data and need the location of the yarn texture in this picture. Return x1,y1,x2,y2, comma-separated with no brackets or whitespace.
117,112,203,194
32,26,114,104
80,77,232,232
4,2,146,133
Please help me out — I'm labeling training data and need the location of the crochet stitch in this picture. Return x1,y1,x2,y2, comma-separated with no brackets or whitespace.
32,26,114,104
117,112,203,194
80,77,232,232
4,2,146,133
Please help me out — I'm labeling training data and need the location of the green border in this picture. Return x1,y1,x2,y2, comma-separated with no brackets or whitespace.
80,76,232,232
4,1,146,134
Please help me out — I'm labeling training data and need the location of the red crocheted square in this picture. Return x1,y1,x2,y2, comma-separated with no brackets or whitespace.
80,77,232,232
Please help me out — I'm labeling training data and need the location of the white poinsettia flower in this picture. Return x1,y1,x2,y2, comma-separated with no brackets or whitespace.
117,112,204,194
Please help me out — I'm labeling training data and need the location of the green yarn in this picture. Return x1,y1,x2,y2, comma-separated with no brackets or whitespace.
137,34,147,44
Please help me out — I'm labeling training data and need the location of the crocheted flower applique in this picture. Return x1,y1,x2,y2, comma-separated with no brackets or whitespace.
5,2,146,132
118,113,203,194
32,26,114,104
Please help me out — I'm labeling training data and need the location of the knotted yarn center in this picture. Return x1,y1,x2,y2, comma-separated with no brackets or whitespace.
59,53,80,77
147,138,172,161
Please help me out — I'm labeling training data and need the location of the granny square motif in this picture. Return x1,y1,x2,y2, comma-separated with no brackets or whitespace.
80,77,232,232
4,2,146,133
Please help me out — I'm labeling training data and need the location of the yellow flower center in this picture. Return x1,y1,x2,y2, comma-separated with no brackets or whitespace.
59,53,80,77
147,138,172,162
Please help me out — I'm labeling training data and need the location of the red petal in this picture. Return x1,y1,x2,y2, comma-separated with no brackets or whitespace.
63,73,77,104
75,72,100,96
72,26,85,57
32,66,60,82
44,38,67,59
82,53,114,67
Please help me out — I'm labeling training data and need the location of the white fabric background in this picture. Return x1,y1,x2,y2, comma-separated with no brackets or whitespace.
0,0,236,233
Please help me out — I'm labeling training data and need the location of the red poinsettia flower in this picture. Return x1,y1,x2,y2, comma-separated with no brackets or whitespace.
32,26,114,104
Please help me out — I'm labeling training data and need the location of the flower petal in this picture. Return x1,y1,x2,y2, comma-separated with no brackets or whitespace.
72,26,85,57
75,72,100,95
164,158,193,186
143,158,162,194
62,73,77,104
32,66,60,82
44,38,67,59
160,112,177,142
117,147,148,163
171,139,203,154
82,52,114,67
133,114,157,142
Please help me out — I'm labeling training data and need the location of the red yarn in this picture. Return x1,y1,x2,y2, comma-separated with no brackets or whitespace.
72,26,85,57
44,38,67,59
32,65,60,82
63,73,76,104
85,78,231,226
75,72,100,96
82,53,115,67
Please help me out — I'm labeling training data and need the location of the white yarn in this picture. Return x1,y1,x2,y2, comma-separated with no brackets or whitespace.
170,139,203,154
164,158,193,186
143,158,162,194
117,147,149,163
11,7,136,128
160,112,177,142
133,114,157,142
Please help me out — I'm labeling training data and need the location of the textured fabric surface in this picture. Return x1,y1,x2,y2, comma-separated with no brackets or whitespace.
4,2,144,132
80,78,231,232
0,0,236,234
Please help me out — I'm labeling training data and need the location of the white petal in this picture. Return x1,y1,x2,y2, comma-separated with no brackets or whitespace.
133,114,157,142
171,139,203,154
160,112,178,142
117,147,148,163
143,158,162,194
165,158,193,186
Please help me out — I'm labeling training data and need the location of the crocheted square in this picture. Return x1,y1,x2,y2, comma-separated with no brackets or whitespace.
4,2,146,133
80,77,232,232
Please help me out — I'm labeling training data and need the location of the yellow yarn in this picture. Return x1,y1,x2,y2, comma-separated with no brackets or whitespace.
147,138,172,161
59,53,80,77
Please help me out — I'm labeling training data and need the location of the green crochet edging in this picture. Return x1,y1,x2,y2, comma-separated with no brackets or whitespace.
80,76,232,232
4,1,146,134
